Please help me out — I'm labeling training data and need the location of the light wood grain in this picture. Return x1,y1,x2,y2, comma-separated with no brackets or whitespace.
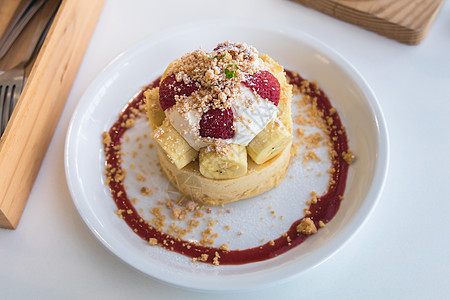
293,0,445,45
0,0,105,229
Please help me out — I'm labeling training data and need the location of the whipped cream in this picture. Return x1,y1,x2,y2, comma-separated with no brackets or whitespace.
165,106,207,150
228,84,278,145
162,41,280,150
166,84,277,150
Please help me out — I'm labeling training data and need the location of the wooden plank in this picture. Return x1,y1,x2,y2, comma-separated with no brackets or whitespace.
293,0,445,45
0,0,105,229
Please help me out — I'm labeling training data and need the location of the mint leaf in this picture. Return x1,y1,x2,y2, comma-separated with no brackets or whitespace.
225,68,236,78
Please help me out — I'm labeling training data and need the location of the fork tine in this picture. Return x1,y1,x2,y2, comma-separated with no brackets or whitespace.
0,85,4,135
12,81,24,109
8,85,17,120
9,82,23,120
0,70,25,136
2,85,12,134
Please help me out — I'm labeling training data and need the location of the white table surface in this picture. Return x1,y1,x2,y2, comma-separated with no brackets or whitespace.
2,0,450,298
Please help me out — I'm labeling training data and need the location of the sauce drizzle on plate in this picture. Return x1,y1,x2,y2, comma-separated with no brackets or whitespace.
102,71,351,265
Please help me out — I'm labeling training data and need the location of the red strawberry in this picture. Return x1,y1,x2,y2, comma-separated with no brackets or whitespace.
243,71,280,106
159,74,198,111
213,41,234,52
199,107,235,139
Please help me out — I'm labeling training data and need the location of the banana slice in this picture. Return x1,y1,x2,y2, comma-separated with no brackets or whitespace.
144,87,165,130
199,144,247,179
247,118,292,165
152,119,198,169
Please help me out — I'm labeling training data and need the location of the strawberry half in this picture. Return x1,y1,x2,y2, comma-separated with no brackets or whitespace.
199,107,235,139
159,74,198,111
243,71,280,106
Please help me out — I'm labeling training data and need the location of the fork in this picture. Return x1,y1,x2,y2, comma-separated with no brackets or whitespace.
0,0,58,137
0,68,25,135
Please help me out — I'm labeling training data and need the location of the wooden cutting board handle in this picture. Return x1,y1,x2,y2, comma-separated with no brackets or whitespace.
293,0,445,45
0,0,105,229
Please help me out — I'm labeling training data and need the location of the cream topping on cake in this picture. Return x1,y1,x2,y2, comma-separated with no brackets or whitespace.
161,41,279,150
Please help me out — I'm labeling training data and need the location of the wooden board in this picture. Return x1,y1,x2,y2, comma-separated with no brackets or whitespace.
0,0,105,229
293,0,445,45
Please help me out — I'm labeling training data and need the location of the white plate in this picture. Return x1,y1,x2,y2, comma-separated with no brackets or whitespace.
65,20,389,292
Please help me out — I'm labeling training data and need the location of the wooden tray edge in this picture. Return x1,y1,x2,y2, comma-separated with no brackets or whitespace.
0,0,105,229
293,0,445,45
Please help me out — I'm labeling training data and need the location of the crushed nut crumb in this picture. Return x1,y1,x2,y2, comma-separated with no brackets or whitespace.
296,217,318,235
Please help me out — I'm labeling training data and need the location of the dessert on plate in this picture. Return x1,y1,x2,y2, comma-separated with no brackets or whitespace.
102,40,354,266
145,42,293,205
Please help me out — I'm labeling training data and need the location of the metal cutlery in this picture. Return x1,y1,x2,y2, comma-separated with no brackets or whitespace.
0,0,47,60
0,0,59,137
